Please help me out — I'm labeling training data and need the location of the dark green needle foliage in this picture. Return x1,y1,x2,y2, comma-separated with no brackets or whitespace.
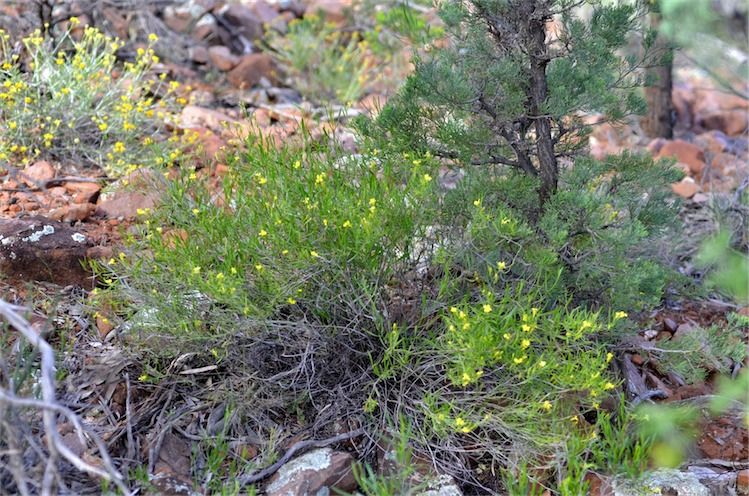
360,0,682,309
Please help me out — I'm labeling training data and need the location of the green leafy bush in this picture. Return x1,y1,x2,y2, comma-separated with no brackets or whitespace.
0,22,183,177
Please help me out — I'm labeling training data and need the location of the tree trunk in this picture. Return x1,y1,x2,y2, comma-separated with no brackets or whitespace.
642,12,674,139
527,12,558,204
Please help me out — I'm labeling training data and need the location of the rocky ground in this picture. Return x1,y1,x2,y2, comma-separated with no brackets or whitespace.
0,0,747,495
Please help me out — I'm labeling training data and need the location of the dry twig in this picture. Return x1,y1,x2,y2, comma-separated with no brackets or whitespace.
0,299,129,495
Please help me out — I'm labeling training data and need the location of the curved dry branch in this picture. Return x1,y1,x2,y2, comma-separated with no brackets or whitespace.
0,299,130,495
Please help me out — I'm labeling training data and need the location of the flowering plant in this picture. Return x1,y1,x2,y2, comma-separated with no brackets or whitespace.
0,22,184,177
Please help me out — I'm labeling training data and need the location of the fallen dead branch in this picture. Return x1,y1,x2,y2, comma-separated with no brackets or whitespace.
0,299,129,495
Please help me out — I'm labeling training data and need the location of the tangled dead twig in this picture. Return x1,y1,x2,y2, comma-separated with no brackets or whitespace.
0,299,129,495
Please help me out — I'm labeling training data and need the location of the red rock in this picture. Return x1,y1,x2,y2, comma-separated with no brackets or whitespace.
48,204,95,223
647,138,668,155
227,53,274,89
214,163,230,177
697,110,748,136
692,88,749,136
96,313,115,338
180,106,239,132
655,139,706,177
738,469,749,496
584,472,606,496
23,160,55,186
86,245,114,261
692,192,709,203
64,181,101,204
192,14,219,42
101,7,129,39
251,0,281,24
694,89,749,114
218,4,263,40
208,45,240,71
694,130,729,155
163,1,211,33
47,186,67,197
0,218,93,287
190,45,210,64
671,177,699,198
306,0,351,24
663,318,679,333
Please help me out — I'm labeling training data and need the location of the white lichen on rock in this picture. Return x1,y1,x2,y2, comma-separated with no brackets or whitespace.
71,233,86,243
22,225,55,243
266,448,333,495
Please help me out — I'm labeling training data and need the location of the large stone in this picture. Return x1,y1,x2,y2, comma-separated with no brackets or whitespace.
693,130,730,155
696,109,748,136
614,469,709,496
227,53,274,89
693,89,749,136
0,218,93,287
655,139,706,177
265,448,357,496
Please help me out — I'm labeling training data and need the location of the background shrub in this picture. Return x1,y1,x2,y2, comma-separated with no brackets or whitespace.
0,22,182,177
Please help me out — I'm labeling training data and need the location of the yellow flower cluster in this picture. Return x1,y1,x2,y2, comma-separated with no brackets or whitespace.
442,295,622,422
0,23,188,174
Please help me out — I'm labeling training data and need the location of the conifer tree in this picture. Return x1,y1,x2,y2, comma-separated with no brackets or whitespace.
368,0,653,206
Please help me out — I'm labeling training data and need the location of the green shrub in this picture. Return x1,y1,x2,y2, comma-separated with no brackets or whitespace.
0,22,182,177
110,137,438,335
358,0,682,310
431,152,681,311
655,312,748,384
266,14,379,105
107,139,642,489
